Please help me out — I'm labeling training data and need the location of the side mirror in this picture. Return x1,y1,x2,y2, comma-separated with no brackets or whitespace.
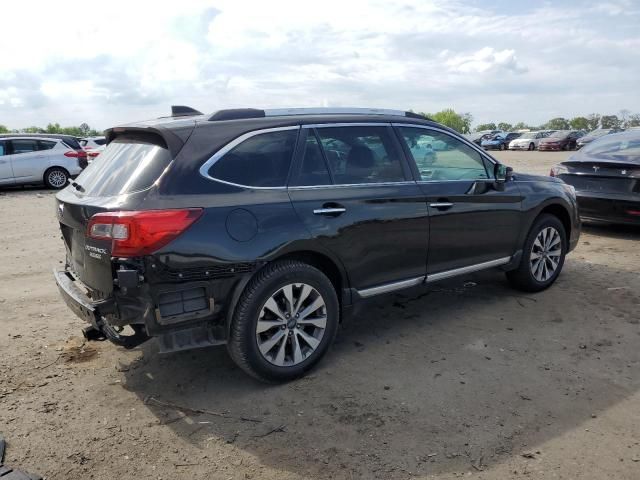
494,164,513,190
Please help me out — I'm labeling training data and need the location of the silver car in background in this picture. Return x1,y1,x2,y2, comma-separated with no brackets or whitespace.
0,136,87,189
509,130,555,151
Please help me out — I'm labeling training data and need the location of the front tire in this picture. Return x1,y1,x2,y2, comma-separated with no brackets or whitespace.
44,167,69,189
506,214,567,292
228,260,339,382
528,142,535,151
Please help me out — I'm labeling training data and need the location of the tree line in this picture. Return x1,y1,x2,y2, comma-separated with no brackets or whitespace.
0,122,103,137
2,110,640,137
417,109,640,134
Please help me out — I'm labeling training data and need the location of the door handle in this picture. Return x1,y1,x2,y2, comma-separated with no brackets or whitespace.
429,202,453,209
313,207,346,216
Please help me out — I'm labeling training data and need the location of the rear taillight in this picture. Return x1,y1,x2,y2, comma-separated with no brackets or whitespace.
87,209,203,257
64,150,87,158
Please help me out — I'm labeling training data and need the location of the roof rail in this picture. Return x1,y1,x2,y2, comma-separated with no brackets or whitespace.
171,105,203,117
206,107,427,121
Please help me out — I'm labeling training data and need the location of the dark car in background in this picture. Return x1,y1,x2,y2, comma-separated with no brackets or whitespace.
551,130,640,224
576,128,624,149
481,132,521,150
538,130,585,151
53,107,580,382
466,130,502,146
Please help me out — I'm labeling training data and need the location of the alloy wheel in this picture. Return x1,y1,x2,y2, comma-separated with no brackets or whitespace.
530,227,562,282
256,283,327,367
48,170,67,188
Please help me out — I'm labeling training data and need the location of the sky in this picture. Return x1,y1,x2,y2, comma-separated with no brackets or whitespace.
1,0,639,130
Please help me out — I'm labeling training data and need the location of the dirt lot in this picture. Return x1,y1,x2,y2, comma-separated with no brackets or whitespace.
1,150,639,480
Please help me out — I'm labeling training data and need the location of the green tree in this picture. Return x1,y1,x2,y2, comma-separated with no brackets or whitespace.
497,122,512,132
586,113,600,131
627,113,640,128
513,122,529,131
475,123,497,132
569,116,589,131
600,115,621,129
79,123,90,136
23,126,44,133
545,117,570,130
0,124,8,134
428,109,473,133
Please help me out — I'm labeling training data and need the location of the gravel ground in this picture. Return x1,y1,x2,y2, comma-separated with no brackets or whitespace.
1,150,639,479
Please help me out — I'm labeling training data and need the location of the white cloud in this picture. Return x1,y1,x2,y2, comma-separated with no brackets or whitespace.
0,0,639,128
445,48,527,74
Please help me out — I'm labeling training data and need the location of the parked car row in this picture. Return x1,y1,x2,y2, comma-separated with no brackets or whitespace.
0,134,105,189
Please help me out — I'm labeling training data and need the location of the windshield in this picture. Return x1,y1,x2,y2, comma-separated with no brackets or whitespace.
581,133,640,159
519,131,540,139
549,131,569,139
73,137,172,196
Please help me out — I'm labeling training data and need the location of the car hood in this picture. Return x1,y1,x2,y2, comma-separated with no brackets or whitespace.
513,172,563,183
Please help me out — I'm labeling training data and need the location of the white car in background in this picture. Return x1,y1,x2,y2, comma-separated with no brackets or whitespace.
0,135,86,189
80,136,106,150
509,130,555,151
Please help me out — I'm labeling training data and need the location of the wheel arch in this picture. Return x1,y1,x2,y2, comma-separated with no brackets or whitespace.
539,203,572,242
224,248,351,336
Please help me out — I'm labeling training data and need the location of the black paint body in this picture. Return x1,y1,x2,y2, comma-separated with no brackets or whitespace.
54,113,581,350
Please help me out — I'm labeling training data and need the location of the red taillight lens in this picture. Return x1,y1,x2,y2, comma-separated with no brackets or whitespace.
64,150,87,158
87,209,203,257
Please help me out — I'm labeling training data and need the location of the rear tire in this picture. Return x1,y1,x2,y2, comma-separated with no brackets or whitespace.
44,167,69,189
228,260,339,382
506,214,567,292
528,143,535,151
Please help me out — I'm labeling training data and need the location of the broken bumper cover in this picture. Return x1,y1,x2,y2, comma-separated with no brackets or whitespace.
54,268,106,329
53,268,149,348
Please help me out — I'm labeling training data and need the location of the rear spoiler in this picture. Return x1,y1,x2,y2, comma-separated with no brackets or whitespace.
104,124,193,158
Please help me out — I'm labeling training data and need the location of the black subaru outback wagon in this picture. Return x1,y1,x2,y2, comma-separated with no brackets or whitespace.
54,107,580,382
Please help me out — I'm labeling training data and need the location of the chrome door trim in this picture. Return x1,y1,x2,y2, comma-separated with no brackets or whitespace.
313,207,346,215
355,256,512,298
429,202,454,208
426,256,511,283
198,125,300,189
358,276,425,298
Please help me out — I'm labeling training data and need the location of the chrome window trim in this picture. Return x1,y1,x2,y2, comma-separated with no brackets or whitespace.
198,125,300,190
288,181,417,191
355,256,512,298
391,123,499,182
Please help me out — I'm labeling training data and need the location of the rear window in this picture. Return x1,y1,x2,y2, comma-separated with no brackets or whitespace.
38,140,56,150
207,129,298,187
94,138,106,146
73,137,172,196
582,134,640,158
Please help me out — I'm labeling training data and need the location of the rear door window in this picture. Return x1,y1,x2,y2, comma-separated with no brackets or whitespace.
73,136,173,196
207,129,298,187
0,141,5,156
10,140,38,155
314,126,406,184
38,140,57,150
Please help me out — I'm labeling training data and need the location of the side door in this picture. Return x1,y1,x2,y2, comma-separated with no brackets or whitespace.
394,125,522,276
8,139,45,183
0,140,15,185
288,124,429,294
